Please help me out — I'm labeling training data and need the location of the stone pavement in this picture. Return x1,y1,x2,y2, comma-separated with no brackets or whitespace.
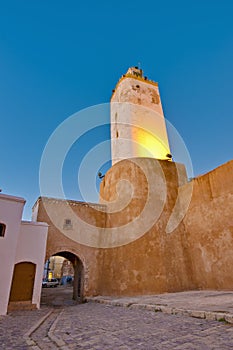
88,290,233,324
0,290,233,349
0,308,49,350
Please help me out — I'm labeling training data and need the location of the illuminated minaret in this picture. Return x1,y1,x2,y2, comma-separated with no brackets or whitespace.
111,67,171,165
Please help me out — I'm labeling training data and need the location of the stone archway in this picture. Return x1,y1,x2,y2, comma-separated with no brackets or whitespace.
51,251,85,302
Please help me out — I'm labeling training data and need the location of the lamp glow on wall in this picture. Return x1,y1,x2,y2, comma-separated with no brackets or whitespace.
133,126,171,159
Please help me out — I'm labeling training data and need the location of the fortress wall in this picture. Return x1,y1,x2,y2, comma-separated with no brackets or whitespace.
98,158,196,296
183,160,233,290
34,159,233,297
98,158,233,296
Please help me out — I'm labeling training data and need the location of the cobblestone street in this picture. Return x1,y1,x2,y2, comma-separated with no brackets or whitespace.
1,288,233,349
47,303,233,350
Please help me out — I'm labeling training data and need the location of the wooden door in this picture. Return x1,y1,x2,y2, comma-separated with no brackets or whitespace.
9,262,36,302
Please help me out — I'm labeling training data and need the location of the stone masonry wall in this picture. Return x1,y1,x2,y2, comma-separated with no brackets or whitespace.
35,159,233,297
98,158,233,295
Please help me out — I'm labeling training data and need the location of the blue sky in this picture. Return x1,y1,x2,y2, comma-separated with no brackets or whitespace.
0,0,233,220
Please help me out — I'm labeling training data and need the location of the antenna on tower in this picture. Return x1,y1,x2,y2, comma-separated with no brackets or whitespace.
135,62,143,77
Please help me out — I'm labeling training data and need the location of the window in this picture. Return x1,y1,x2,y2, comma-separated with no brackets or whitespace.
63,219,72,229
0,223,6,237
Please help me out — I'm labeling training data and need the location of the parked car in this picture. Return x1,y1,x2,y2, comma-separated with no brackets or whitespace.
42,278,59,288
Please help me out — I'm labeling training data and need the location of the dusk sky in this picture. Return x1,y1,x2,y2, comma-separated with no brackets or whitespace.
1,0,233,220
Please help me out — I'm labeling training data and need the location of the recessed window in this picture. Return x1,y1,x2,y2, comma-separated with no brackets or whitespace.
63,219,72,229
0,223,6,237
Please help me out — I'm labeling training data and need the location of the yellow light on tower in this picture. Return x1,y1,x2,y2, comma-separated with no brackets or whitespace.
133,127,170,159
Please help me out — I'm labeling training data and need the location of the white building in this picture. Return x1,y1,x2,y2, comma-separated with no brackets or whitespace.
0,193,48,315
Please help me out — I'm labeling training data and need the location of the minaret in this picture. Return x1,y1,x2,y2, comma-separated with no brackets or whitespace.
110,67,171,165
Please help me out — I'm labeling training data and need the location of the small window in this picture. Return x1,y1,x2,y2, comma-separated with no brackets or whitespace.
63,219,72,230
0,223,6,237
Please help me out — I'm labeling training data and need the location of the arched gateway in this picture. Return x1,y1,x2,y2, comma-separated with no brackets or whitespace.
32,197,105,299
49,251,84,301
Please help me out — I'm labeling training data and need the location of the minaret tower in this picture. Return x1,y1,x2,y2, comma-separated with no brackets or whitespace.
111,67,171,165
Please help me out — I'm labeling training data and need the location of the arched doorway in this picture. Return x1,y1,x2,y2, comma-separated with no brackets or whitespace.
9,262,36,304
44,251,84,303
